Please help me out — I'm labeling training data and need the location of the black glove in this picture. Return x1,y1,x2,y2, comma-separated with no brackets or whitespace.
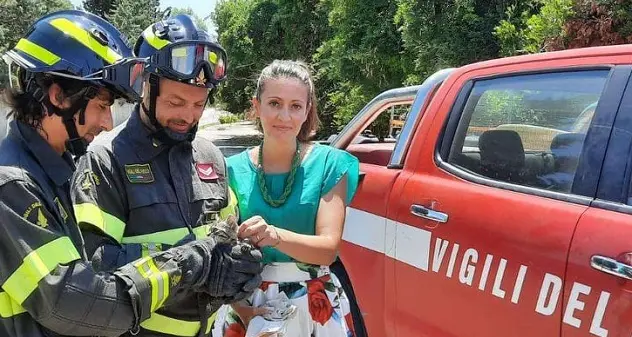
205,241,263,301
175,237,263,301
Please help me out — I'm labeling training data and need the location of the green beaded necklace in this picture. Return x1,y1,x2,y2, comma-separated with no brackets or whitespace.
257,139,301,207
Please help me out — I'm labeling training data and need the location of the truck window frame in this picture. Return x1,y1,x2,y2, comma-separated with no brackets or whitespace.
436,65,628,205
388,68,454,168
590,65,632,215
329,68,454,169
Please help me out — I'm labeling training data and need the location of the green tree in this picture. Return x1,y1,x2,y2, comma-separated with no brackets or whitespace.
560,0,632,49
273,0,330,60
315,0,405,132
213,0,331,118
212,0,257,115
110,0,160,42
82,0,116,18
396,0,521,84
170,7,209,31
0,0,73,87
494,0,574,56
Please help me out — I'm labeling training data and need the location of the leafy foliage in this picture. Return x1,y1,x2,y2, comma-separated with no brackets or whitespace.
561,0,632,49
110,0,160,43
219,114,241,124
82,0,116,18
314,0,404,134
494,0,574,55
2,0,631,135
213,0,330,121
0,0,73,87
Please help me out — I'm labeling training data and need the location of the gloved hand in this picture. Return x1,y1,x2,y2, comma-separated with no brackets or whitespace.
205,241,263,302
176,237,263,302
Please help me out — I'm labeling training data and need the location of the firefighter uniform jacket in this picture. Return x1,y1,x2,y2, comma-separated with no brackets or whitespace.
71,107,238,337
0,120,202,337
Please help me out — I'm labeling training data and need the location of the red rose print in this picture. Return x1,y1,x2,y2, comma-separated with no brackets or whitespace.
225,322,246,337
307,279,334,326
307,278,325,293
260,281,273,292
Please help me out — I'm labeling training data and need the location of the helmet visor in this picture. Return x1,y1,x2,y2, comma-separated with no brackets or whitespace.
150,41,227,87
4,50,146,103
3,52,27,92
102,58,146,102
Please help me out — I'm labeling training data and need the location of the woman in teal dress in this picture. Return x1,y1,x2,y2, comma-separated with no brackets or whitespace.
212,60,359,337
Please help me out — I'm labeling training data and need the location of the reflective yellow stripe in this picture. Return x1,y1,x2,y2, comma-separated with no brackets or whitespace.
133,257,168,312
192,225,210,239
122,225,210,245
207,310,217,334
140,311,217,336
49,18,122,64
219,187,238,220
0,291,26,318
2,237,80,304
14,39,60,66
74,203,126,243
142,26,170,50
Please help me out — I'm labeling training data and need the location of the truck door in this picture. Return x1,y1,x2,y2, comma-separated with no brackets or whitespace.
563,68,632,337
390,65,627,337
335,70,453,337
337,90,417,337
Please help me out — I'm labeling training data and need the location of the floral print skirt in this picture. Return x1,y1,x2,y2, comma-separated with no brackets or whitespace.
211,262,355,337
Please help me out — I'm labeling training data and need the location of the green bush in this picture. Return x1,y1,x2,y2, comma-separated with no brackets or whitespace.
219,114,241,124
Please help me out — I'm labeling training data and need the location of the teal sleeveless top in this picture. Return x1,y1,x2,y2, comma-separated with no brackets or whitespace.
227,144,360,264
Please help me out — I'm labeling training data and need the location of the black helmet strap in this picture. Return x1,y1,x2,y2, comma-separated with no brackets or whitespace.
48,96,91,157
27,75,93,157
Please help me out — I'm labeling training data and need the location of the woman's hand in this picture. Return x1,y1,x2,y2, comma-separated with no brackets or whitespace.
231,302,271,327
238,216,281,248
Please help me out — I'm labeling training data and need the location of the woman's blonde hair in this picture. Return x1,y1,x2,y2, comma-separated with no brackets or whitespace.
251,59,320,142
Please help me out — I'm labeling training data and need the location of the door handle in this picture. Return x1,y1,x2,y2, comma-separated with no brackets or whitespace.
358,171,366,182
410,204,448,223
591,255,632,281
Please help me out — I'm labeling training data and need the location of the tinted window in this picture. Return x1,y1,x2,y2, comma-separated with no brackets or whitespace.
447,70,609,193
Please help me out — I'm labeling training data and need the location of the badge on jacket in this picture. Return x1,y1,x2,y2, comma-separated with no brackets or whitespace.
196,163,219,181
125,164,155,184
24,201,48,228
54,197,68,222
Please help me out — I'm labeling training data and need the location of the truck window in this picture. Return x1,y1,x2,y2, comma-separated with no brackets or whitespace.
357,103,411,142
345,102,412,167
446,70,610,193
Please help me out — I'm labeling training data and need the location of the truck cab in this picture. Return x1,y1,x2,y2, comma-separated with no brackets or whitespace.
334,45,632,337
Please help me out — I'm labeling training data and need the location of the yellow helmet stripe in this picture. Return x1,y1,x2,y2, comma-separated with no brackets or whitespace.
142,26,170,50
49,18,122,64
14,39,61,66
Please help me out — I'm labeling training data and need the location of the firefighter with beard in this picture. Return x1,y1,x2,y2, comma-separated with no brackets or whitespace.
0,10,262,337
70,14,245,337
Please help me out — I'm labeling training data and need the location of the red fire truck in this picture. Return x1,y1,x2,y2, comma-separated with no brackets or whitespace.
333,44,632,337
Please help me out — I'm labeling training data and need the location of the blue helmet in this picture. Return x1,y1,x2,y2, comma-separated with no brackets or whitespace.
4,10,143,101
134,14,227,88
3,10,145,155
133,14,228,145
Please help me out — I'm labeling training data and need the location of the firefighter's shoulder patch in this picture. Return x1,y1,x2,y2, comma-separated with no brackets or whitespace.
79,169,101,190
23,201,48,228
